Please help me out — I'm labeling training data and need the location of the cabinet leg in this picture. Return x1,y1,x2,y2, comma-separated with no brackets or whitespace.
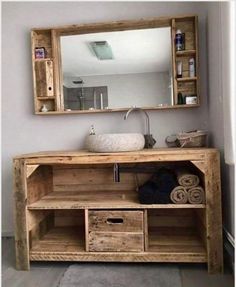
205,152,223,274
14,159,30,270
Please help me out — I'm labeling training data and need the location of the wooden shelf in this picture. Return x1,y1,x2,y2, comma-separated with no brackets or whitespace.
30,226,206,263
37,97,55,100
176,50,196,56
177,77,197,82
30,227,85,253
27,191,206,210
34,58,53,62
148,227,206,261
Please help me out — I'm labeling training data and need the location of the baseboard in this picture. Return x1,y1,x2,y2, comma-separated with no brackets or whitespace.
223,227,235,272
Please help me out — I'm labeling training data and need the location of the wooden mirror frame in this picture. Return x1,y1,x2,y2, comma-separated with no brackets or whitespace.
31,14,199,115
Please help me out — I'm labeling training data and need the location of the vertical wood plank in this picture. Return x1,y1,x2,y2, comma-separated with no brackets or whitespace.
51,29,63,111
85,209,89,252
194,16,200,105
144,209,149,251
31,31,40,113
171,19,177,105
13,159,30,270
205,151,223,273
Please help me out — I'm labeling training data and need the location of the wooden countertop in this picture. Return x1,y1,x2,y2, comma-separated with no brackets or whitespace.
13,148,218,165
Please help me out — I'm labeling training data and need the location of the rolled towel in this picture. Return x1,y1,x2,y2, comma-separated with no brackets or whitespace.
188,186,205,204
170,186,188,204
176,169,200,188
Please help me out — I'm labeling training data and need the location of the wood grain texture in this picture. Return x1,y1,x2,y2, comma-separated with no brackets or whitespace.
51,29,61,111
27,191,205,210
88,232,144,252
26,165,39,178
30,252,206,263
13,148,222,273
27,165,53,205
35,60,54,97
205,152,223,273
171,19,178,105
88,210,143,232
13,159,30,270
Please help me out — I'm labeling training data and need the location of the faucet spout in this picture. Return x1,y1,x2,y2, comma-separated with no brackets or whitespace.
124,107,156,148
124,107,150,135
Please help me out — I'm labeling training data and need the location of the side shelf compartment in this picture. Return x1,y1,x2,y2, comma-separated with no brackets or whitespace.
147,209,207,262
28,210,85,257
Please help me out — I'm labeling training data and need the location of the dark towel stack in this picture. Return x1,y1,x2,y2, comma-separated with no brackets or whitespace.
138,168,177,204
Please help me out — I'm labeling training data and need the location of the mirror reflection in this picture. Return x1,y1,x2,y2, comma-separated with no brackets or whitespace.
61,27,173,111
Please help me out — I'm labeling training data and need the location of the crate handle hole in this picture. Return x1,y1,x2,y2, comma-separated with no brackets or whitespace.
107,218,124,224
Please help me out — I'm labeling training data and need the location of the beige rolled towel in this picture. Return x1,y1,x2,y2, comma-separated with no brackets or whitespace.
188,186,205,204
170,186,188,204
176,170,200,188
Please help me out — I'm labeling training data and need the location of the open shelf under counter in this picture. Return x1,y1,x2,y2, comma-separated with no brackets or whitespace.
27,190,206,210
30,226,206,263
30,226,85,254
148,227,207,262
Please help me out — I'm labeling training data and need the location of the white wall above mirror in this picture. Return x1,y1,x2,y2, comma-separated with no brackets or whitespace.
61,27,173,111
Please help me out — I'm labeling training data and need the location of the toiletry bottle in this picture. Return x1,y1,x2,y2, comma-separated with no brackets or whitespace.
181,33,185,50
177,61,182,78
189,58,195,77
175,29,183,51
177,92,183,105
100,93,104,109
89,125,96,135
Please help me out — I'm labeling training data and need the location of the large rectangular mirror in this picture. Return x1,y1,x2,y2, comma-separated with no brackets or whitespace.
31,15,199,114
61,27,173,111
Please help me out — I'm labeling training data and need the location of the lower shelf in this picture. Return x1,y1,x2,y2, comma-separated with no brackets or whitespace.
148,227,206,256
30,227,85,253
30,226,207,263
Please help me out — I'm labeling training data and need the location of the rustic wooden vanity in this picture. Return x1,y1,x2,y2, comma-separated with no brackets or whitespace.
13,148,223,273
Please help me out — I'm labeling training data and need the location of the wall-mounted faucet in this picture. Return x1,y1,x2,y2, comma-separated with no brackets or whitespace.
124,107,156,149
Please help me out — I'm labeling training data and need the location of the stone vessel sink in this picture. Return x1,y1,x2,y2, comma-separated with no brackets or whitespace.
85,133,145,153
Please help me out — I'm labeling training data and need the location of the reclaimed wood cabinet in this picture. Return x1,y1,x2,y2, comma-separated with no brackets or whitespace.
13,148,223,273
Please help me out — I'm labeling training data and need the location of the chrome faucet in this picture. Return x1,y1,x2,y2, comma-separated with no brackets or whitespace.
124,107,156,148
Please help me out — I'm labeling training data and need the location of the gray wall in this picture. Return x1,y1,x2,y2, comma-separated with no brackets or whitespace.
206,2,235,237
2,2,210,234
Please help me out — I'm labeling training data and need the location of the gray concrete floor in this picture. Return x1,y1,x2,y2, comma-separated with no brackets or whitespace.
2,237,234,287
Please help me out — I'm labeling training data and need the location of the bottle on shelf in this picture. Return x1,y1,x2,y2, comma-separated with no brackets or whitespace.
177,61,183,78
177,92,184,105
89,125,96,135
175,29,185,51
189,58,195,77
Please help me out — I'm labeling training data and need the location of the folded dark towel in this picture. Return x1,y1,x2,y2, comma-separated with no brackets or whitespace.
138,168,178,204
151,167,178,194
138,181,158,204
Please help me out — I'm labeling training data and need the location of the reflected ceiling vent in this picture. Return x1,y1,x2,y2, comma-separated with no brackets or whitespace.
90,41,114,60
73,78,84,85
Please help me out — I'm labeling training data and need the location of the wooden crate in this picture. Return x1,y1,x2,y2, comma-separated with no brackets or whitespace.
88,210,144,252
